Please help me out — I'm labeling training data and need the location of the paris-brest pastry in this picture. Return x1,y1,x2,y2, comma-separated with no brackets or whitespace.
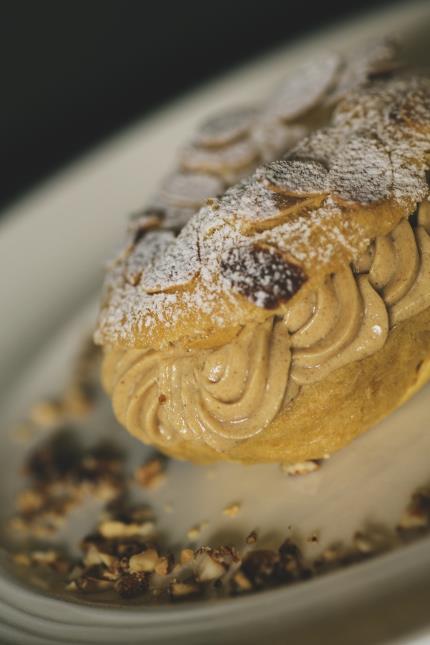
95,44,430,464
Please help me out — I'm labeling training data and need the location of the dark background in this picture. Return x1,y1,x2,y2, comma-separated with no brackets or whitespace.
1,0,402,212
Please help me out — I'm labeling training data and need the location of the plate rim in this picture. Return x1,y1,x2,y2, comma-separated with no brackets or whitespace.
1,1,430,642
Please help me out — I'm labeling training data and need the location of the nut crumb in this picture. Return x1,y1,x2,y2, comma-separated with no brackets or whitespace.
180,548,194,565
12,553,31,567
154,554,174,577
223,502,241,518
281,460,322,476
99,520,155,540
194,550,226,582
233,570,252,591
246,530,258,545
169,580,200,599
29,400,64,428
134,457,166,490
187,522,208,541
129,549,159,573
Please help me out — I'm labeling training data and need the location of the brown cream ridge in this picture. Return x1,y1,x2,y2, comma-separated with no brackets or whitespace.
95,75,430,351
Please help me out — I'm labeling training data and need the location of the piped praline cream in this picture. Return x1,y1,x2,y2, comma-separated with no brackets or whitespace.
102,204,430,454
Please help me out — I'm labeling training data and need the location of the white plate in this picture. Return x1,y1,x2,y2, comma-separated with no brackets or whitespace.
1,3,430,643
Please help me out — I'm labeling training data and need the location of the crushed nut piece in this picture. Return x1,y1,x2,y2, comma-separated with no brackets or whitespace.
233,570,252,591
12,553,31,567
307,532,319,544
134,457,166,490
180,549,194,565
223,502,241,518
281,460,322,476
129,549,159,573
99,520,155,540
169,581,200,599
246,530,258,545
397,491,430,534
194,550,226,582
115,572,147,599
30,400,64,428
187,522,208,541
155,554,174,577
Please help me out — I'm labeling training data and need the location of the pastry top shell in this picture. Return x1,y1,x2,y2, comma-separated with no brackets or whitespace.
95,74,430,351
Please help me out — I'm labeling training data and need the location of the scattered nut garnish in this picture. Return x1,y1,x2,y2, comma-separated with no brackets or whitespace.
194,550,226,582
129,549,159,573
134,456,167,490
169,580,200,599
154,554,174,577
8,430,127,537
115,572,147,599
281,460,322,476
246,530,258,545
12,553,31,567
98,520,155,540
7,331,430,605
223,502,241,518
180,548,194,565
29,400,65,428
187,522,208,541
397,490,430,535
233,570,252,592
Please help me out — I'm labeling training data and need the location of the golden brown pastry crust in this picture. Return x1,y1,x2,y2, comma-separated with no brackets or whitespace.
100,306,430,464
96,75,430,351
95,68,430,465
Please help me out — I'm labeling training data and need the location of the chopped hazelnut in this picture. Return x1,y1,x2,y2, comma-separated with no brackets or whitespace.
155,554,174,577
397,492,430,533
246,530,258,545
223,502,241,518
180,548,194,565
194,551,226,582
16,489,44,513
83,545,114,569
134,457,166,490
281,460,321,476
74,576,114,593
233,571,252,591
98,520,155,539
129,549,159,573
187,522,208,541
12,553,31,567
169,581,200,599
30,400,64,427
115,572,147,598
31,550,59,565
352,531,375,553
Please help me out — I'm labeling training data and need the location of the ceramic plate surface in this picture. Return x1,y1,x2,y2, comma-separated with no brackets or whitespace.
1,3,430,643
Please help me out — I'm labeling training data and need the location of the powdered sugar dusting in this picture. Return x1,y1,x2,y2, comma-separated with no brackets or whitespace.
124,231,174,286
96,69,430,348
160,172,224,208
328,135,392,203
260,159,330,195
193,106,259,147
141,217,200,293
266,53,341,121
180,138,259,179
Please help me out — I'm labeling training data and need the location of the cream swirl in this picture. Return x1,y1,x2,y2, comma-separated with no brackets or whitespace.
356,211,430,325
103,319,291,451
103,205,430,453
287,269,389,385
